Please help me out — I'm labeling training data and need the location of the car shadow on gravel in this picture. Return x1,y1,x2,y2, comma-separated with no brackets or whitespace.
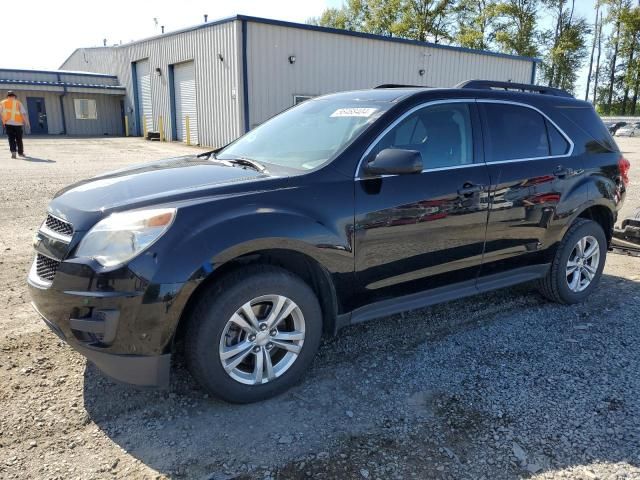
82,272,640,479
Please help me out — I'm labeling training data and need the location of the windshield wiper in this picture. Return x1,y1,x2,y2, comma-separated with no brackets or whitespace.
211,154,268,173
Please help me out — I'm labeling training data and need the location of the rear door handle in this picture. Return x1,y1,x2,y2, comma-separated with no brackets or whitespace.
458,184,484,195
553,166,573,178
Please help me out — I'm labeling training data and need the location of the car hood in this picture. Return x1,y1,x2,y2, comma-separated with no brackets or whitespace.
48,155,271,229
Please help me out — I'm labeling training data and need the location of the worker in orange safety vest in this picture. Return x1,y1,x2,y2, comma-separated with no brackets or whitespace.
0,91,30,159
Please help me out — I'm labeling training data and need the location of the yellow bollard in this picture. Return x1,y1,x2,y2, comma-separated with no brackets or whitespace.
185,116,191,146
158,116,165,142
142,116,148,138
124,116,129,137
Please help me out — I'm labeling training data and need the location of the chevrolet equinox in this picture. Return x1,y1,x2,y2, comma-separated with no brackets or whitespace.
29,80,629,403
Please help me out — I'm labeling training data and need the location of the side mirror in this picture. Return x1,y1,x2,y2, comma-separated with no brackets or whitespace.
365,148,423,175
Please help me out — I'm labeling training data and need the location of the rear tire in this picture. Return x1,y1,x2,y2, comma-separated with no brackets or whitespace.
184,265,322,403
537,218,607,304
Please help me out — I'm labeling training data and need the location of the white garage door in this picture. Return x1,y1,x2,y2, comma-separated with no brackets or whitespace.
136,59,153,135
173,61,198,144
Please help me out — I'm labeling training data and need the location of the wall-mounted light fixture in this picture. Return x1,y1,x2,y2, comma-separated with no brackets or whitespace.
288,55,296,64
155,67,162,77
218,53,224,62
419,69,425,76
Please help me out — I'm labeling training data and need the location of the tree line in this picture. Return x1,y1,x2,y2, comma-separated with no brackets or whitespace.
308,0,640,115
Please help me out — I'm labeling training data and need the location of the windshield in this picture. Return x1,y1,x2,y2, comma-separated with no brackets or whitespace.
216,97,391,171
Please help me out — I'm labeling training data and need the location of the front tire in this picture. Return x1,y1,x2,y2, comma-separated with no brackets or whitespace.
185,265,322,403
537,218,607,304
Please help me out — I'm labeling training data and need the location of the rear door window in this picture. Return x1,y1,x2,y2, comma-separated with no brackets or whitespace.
481,103,550,161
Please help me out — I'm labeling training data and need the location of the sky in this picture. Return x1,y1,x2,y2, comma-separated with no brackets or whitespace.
4,0,597,96
2,0,339,69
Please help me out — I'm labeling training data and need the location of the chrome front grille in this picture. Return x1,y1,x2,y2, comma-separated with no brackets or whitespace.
35,254,60,282
44,214,73,237
31,214,73,286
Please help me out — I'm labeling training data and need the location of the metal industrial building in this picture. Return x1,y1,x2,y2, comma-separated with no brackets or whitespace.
60,15,538,148
0,68,125,136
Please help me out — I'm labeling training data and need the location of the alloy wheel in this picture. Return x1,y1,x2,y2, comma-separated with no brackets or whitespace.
218,294,306,385
566,235,600,293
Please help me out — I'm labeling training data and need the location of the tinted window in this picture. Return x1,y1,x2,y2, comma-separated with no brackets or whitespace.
483,103,549,161
557,106,618,153
372,103,474,169
218,98,391,171
546,119,570,155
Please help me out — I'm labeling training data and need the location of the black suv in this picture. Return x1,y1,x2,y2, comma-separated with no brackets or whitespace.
29,80,629,403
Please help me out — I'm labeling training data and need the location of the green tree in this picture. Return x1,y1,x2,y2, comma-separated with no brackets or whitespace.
540,0,590,94
308,8,351,29
363,0,404,36
454,0,499,50
601,0,632,114
618,4,640,113
395,0,454,43
308,0,368,30
492,0,540,57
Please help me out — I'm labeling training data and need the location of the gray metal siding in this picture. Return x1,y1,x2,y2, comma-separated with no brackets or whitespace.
245,22,533,127
62,93,123,136
61,18,535,144
62,21,244,148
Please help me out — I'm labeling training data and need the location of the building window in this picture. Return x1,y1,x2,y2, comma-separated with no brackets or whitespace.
293,95,314,105
74,99,97,120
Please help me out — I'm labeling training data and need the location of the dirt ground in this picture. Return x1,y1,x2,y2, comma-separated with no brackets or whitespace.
0,136,639,480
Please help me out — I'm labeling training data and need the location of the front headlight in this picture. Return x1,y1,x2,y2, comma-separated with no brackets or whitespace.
76,208,176,267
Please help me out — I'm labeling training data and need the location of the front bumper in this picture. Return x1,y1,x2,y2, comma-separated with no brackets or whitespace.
27,257,190,388
34,301,170,387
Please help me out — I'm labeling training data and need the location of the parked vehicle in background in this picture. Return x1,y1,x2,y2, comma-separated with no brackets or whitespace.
615,122,640,137
607,121,628,135
28,80,628,403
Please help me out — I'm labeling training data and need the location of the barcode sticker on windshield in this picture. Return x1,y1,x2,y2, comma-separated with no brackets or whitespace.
330,108,377,118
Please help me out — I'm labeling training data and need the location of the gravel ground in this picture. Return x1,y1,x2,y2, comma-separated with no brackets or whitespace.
0,136,639,480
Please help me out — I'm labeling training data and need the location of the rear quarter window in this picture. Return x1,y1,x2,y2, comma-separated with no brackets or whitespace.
555,106,619,153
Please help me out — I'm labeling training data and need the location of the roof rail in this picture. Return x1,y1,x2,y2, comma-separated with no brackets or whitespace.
456,80,573,98
375,84,425,89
